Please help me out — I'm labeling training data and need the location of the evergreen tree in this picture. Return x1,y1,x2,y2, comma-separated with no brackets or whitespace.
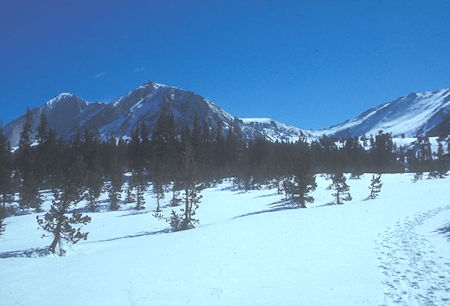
16,108,43,211
36,156,91,255
368,174,382,199
83,130,103,212
329,172,352,204
170,182,182,207
283,141,317,208
153,180,164,213
85,161,103,212
130,170,146,210
435,142,447,178
412,171,423,182
36,113,49,145
0,126,14,215
108,157,123,211
177,127,202,231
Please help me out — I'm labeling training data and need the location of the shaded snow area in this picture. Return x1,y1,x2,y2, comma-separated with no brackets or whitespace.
0,174,449,305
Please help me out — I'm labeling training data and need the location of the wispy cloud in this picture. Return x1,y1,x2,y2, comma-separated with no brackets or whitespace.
93,71,107,79
133,66,145,73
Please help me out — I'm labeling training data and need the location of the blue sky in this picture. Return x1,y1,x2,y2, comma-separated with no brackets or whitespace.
1,0,449,129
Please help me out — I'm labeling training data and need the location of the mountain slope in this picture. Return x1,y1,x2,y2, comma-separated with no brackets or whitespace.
3,81,308,145
3,93,105,146
317,88,450,138
3,82,449,145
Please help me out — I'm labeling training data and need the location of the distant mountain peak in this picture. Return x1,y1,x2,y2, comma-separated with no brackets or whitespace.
46,92,78,108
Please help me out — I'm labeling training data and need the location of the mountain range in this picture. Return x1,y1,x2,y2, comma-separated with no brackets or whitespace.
3,81,449,146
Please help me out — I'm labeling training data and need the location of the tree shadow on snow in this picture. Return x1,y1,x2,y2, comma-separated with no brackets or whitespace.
86,228,171,244
232,199,297,220
252,192,279,199
116,209,153,217
0,247,51,259
313,202,336,208
436,223,450,240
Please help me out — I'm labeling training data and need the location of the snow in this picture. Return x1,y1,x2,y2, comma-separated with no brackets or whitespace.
1,174,449,305
46,93,75,108
241,118,274,124
315,88,450,137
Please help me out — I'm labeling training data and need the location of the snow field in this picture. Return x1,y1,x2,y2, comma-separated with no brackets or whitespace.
0,173,449,305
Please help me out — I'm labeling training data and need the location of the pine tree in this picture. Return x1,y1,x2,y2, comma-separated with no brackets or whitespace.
130,170,146,210
16,108,43,211
368,174,382,199
85,161,103,212
36,156,91,255
329,172,352,204
283,142,317,208
170,182,182,207
153,181,164,213
436,142,447,178
169,210,182,231
412,171,423,182
0,126,14,215
36,113,49,145
108,158,123,211
177,127,202,231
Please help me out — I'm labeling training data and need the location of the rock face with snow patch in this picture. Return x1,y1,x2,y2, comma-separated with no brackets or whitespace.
240,118,311,142
3,93,104,146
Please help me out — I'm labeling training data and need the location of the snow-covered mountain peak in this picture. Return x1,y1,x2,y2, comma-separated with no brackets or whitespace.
46,93,78,108
317,87,450,138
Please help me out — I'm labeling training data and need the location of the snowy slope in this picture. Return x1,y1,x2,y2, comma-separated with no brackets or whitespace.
1,174,449,305
317,88,450,138
240,118,315,142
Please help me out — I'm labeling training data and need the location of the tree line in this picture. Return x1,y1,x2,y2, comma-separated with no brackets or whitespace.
0,108,447,253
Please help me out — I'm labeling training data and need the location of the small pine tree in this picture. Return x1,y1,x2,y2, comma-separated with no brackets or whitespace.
169,210,182,232
37,188,91,255
125,185,135,204
130,170,146,210
283,173,317,208
36,157,91,255
329,172,352,205
436,142,448,178
368,174,382,199
180,183,202,230
170,182,181,207
412,171,423,182
153,181,164,213
108,163,123,211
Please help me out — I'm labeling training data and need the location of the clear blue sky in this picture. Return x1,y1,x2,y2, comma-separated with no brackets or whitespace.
1,0,449,129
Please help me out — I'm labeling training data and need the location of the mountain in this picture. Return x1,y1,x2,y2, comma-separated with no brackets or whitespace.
3,93,105,146
3,81,308,145
240,118,312,142
316,88,450,138
3,82,449,146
